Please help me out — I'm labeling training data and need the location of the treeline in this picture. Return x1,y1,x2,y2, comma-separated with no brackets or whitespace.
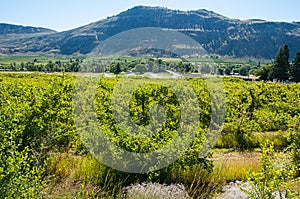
81,58,195,74
0,57,196,73
0,56,266,77
1,46,300,79
0,58,81,72
217,62,258,76
256,45,300,82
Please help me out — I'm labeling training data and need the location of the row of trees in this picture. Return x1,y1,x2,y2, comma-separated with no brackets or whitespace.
257,45,300,82
1,58,195,74
1,47,299,78
81,58,194,74
0,60,81,72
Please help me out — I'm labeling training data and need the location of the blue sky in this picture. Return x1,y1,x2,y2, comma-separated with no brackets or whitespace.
1,0,300,31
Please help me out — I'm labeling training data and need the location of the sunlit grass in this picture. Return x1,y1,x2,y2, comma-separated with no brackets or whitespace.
210,150,261,183
46,151,261,198
215,131,289,150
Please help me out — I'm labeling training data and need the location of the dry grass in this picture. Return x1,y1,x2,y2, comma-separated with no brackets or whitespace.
210,150,261,183
45,153,121,198
167,151,262,198
44,178,98,199
44,151,263,198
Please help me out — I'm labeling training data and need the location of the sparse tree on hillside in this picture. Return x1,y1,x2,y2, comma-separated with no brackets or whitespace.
269,45,290,81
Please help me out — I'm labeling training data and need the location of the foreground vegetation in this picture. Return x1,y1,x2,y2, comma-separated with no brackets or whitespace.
0,73,299,198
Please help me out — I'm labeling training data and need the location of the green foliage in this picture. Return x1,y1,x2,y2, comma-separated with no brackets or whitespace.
257,45,300,82
110,62,122,74
1,73,300,198
291,52,300,82
218,79,300,150
288,115,300,177
224,67,231,75
292,140,300,177
242,143,300,199
0,57,82,72
83,58,197,74
269,44,290,81
255,64,272,81
92,77,212,183
133,64,148,74
0,74,81,198
239,65,249,76
0,130,48,199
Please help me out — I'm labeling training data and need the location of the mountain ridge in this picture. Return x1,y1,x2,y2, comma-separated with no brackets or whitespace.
0,23,56,34
1,6,300,59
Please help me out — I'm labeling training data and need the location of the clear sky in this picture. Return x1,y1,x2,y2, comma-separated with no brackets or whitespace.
1,0,300,32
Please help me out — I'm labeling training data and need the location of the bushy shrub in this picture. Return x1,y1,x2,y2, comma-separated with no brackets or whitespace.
0,130,48,198
242,143,300,199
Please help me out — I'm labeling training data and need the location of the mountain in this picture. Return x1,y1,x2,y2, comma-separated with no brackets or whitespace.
0,23,55,34
0,23,56,54
1,6,300,59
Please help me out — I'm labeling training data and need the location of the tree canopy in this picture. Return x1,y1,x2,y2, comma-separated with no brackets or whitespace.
269,44,290,81
292,52,300,82
257,45,300,82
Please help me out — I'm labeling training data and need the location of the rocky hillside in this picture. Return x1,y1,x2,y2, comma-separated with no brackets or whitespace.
0,23,55,34
1,6,300,59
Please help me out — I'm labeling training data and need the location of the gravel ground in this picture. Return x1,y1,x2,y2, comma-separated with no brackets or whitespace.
124,181,289,199
216,181,250,199
124,181,250,199
216,181,289,199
